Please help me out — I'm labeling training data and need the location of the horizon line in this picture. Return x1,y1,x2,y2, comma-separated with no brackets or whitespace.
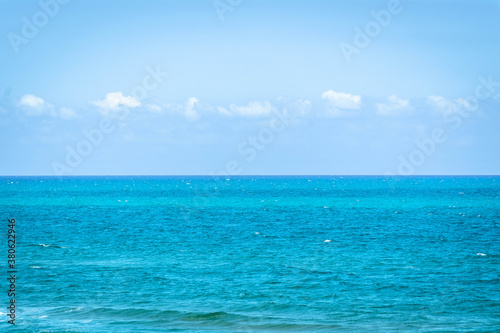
0,174,499,177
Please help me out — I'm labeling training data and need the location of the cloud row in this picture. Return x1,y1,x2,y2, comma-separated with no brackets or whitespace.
10,89,487,122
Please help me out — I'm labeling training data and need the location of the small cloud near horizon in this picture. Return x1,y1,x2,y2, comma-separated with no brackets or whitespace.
92,92,141,110
321,90,361,117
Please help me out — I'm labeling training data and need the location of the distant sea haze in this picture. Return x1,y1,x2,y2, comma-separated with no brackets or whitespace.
1,176,499,332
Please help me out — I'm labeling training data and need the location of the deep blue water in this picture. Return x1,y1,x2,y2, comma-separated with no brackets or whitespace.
0,176,499,332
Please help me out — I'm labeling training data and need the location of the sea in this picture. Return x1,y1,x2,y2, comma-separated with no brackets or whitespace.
0,176,499,332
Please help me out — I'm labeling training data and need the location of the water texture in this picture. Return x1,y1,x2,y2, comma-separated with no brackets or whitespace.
0,176,499,332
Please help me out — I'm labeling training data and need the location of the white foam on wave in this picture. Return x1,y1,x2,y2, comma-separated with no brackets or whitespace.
38,244,66,249
65,307,84,313
324,239,331,243
31,266,41,269
477,253,487,256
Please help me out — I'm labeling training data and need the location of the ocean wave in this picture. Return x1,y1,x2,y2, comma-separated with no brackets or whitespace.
48,307,342,331
29,243,67,249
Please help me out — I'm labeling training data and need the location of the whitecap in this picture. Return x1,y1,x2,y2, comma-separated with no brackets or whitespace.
324,239,331,243
66,307,83,313
477,253,487,256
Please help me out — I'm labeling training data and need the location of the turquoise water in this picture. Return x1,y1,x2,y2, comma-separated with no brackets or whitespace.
1,176,499,332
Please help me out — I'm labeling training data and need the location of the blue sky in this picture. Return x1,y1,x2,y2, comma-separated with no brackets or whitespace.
0,0,499,175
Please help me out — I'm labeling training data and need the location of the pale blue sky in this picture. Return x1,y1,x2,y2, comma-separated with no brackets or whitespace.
1,0,499,175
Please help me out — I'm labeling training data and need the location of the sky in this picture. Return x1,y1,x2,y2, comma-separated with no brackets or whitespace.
0,0,499,175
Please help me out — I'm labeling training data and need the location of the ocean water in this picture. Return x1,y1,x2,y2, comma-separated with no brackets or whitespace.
0,176,499,332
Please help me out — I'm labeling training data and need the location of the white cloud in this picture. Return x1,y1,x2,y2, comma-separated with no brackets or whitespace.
427,95,452,110
184,97,200,121
217,106,231,116
18,94,79,119
283,98,312,117
321,90,361,117
160,99,202,120
225,101,274,117
162,102,183,113
92,92,141,110
455,98,474,110
376,95,411,116
321,90,361,109
20,94,46,108
18,94,55,116
427,95,477,116
59,107,78,120
146,104,162,113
